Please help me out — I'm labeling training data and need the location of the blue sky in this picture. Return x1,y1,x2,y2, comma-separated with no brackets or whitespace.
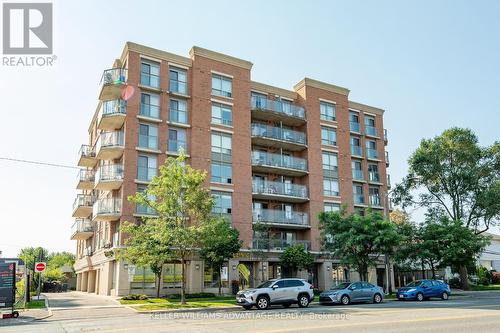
0,0,498,257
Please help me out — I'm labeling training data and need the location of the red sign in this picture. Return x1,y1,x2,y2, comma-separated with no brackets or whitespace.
35,262,46,273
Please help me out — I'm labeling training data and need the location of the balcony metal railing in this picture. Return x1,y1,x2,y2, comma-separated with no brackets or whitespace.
251,151,307,172
252,209,309,227
252,179,308,199
77,169,95,183
168,140,188,154
352,169,364,181
73,194,93,211
365,125,377,136
251,123,306,145
353,194,365,204
170,79,188,95
96,164,124,182
97,131,124,149
71,219,93,235
101,68,127,86
252,239,311,251
251,96,305,120
350,121,360,133
366,148,379,159
93,198,122,216
140,102,160,119
369,172,380,183
351,146,362,157
79,144,95,159
369,195,381,206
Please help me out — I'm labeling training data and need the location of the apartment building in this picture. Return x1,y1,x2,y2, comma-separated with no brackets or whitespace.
71,42,392,296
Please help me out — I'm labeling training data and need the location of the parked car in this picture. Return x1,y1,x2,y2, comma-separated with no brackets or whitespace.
319,281,384,305
396,279,451,301
236,278,314,310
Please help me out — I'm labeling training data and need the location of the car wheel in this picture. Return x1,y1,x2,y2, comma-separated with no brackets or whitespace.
441,292,449,300
256,296,270,310
298,294,310,308
373,293,382,304
243,305,252,310
282,303,291,308
416,292,424,302
341,295,350,305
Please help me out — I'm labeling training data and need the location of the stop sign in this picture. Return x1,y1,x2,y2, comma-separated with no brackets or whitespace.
35,262,46,273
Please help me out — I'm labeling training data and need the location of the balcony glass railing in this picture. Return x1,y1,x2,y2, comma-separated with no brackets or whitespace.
252,209,309,226
369,195,381,206
385,151,390,164
251,96,305,119
100,99,126,118
136,204,157,216
77,169,95,183
79,144,95,158
351,146,362,157
251,151,307,171
140,102,160,119
252,179,308,199
168,140,188,154
252,239,311,251
350,121,360,133
352,169,364,180
71,219,92,235
169,110,188,124
170,79,188,95
365,125,377,136
73,194,93,211
93,198,122,216
366,148,378,159
369,172,380,182
140,72,160,89
353,194,365,204
96,164,124,182
387,174,391,187
97,131,124,149
251,123,306,145
384,129,388,142
101,68,127,86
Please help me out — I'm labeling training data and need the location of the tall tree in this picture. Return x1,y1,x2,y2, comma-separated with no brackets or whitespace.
199,217,241,295
127,152,213,304
319,209,400,281
279,244,314,278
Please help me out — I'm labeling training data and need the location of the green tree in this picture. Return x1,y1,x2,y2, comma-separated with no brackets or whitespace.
392,128,499,288
199,218,242,295
126,152,213,304
18,247,48,291
47,252,75,270
279,244,314,278
319,209,400,281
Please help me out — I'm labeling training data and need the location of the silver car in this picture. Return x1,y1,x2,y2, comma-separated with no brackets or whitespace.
236,278,314,310
319,281,384,305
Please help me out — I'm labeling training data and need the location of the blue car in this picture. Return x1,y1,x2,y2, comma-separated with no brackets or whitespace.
396,279,451,301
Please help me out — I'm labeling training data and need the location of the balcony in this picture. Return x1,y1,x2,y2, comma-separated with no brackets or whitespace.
167,140,188,155
384,129,388,144
251,123,306,151
351,146,362,157
366,148,379,160
352,169,364,181
72,194,93,218
94,164,124,191
251,151,307,176
369,172,381,183
252,209,309,229
385,151,390,166
350,121,360,133
76,169,95,190
387,174,391,188
99,68,127,101
97,99,126,130
353,194,365,205
365,125,377,137
369,195,382,207
136,204,157,216
78,145,97,168
250,96,306,126
252,179,308,203
70,219,93,240
93,198,122,221
252,239,311,251
95,131,124,160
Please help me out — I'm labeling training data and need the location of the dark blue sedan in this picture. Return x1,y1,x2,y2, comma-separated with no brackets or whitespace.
397,279,451,301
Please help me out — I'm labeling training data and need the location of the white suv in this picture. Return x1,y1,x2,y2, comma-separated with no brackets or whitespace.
236,278,314,310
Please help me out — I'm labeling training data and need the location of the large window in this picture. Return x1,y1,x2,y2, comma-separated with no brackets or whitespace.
320,101,336,121
163,263,182,288
211,102,232,126
324,202,340,212
323,177,339,196
137,155,157,181
368,163,380,182
169,99,187,124
204,263,229,288
349,111,360,132
211,161,232,184
212,74,232,98
136,185,156,215
169,67,187,95
322,151,338,178
366,140,378,159
352,160,363,181
212,191,232,215
321,127,337,146
140,60,160,88
140,93,160,119
350,136,362,156
365,116,376,136
211,132,232,183
168,128,187,153
138,123,158,150
353,184,364,204
369,186,381,206
211,132,232,159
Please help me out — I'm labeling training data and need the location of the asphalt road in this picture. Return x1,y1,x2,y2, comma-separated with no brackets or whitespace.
1,291,500,333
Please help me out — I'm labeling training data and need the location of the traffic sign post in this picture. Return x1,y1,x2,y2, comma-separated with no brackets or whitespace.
34,262,46,299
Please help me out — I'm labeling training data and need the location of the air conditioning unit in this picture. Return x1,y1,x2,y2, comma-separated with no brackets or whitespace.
227,178,232,184
226,208,232,214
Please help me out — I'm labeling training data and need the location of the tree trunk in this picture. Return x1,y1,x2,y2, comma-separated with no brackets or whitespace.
156,272,161,298
430,261,436,280
181,258,186,304
218,267,222,296
359,264,368,281
459,265,469,290
421,260,426,279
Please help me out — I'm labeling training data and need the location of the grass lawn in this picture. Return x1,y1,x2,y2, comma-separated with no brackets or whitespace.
119,298,169,305
23,300,46,309
120,295,237,311
471,284,500,291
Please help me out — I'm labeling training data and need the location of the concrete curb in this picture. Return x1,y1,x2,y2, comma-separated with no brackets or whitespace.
34,294,53,321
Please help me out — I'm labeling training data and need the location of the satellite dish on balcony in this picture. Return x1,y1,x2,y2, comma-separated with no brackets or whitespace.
121,85,135,101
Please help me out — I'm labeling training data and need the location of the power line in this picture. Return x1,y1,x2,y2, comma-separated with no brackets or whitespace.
0,157,78,170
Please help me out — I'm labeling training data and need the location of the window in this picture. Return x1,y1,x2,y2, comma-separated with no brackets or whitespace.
320,101,336,121
366,140,378,159
211,161,232,183
138,123,158,150
368,163,380,182
322,151,338,178
365,116,376,136
212,73,232,98
204,263,229,288
285,280,304,287
131,266,156,290
169,67,187,95
137,155,157,181
141,60,160,88
211,132,232,159
324,203,340,212
323,177,339,196
352,161,363,180
251,92,267,109
136,185,156,215
140,93,160,119
212,191,232,215
350,136,362,156
349,111,360,132
163,263,182,288
355,207,365,216
353,185,364,204
321,127,337,146
169,99,187,124
369,187,381,206
168,128,187,153
211,102,232,126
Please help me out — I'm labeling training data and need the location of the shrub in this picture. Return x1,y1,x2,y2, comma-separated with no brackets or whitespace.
121,294,148,300
492,272,500,284
477,266,492,285
449,277,461,288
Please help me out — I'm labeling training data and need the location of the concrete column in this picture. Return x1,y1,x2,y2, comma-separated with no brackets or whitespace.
76,273,82,291
87,270,96,293
114,260,131,296
187,260,203,293
318,261,333,291
81,271,88,292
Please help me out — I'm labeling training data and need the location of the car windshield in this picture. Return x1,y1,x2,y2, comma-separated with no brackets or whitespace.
406,280,423,287
256,280,275,288
330,282,351,290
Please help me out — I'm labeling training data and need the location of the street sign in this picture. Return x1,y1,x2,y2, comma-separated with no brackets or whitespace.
35,262,46,273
